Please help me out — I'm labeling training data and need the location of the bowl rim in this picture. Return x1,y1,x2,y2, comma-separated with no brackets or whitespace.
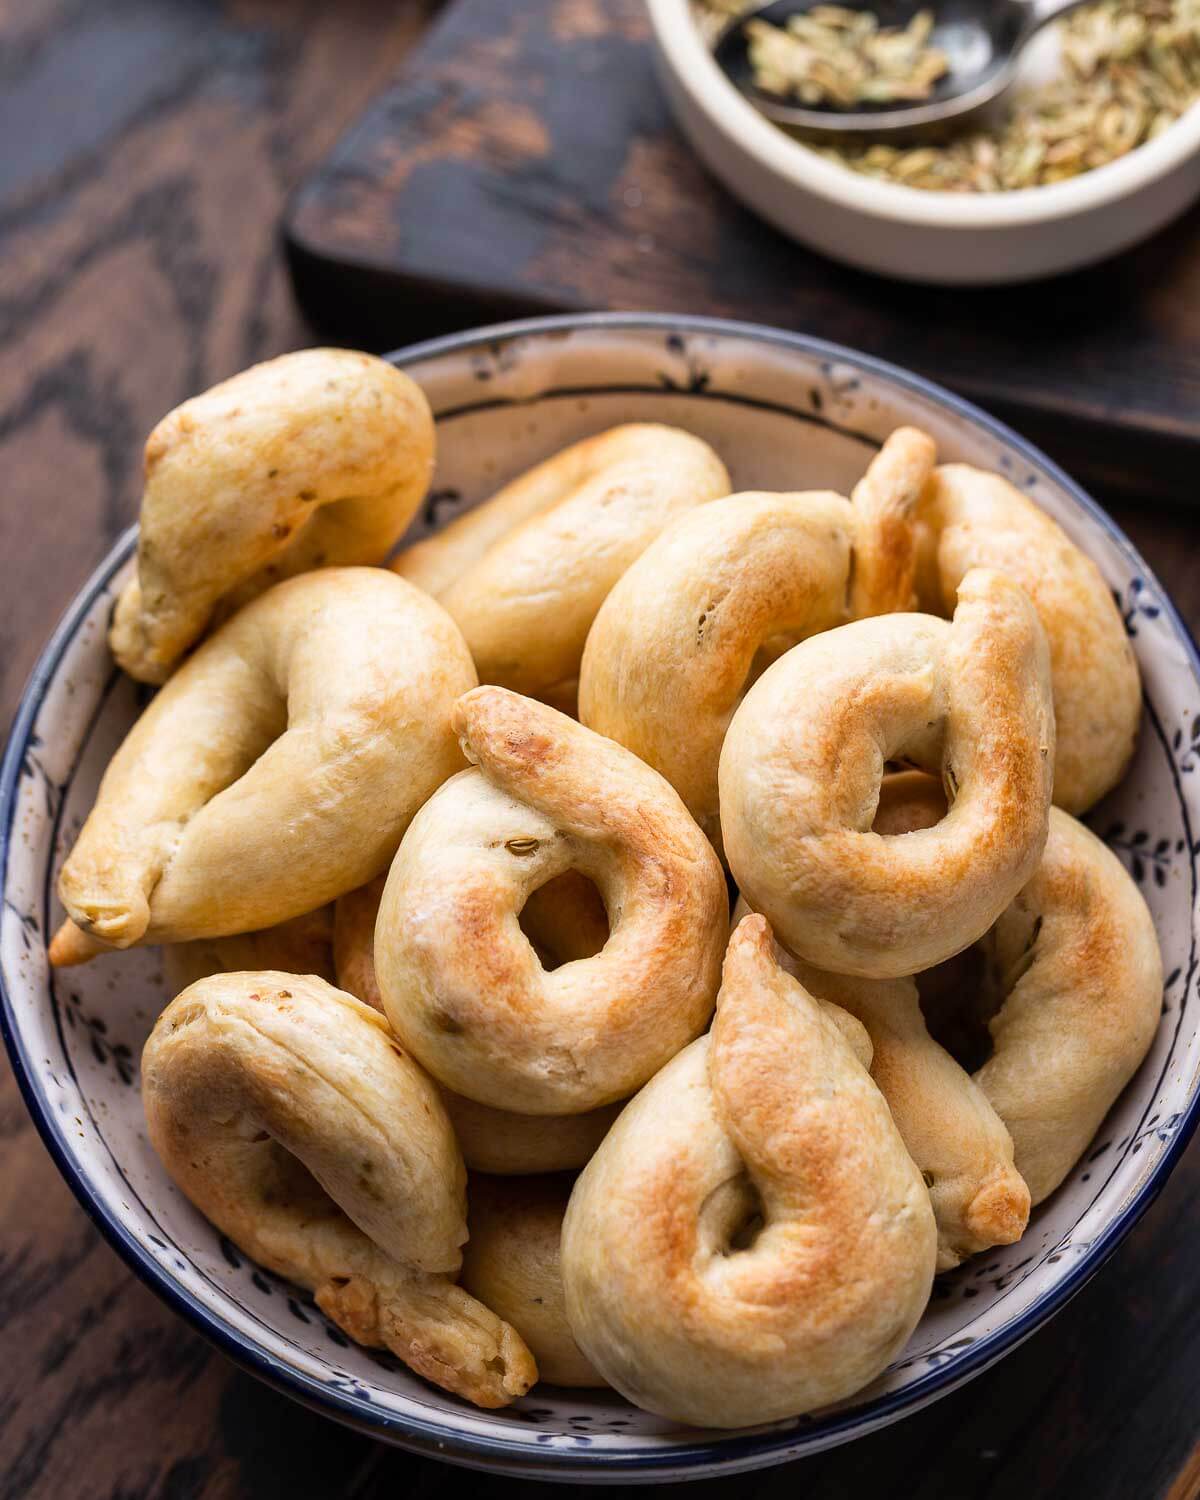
646,0,1200,230
3,309,1199,1481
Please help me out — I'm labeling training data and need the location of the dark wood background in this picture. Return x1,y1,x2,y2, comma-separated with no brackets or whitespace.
2,3,1200,1498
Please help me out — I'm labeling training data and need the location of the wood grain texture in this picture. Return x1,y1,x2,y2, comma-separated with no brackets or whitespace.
285,0,1200,503
2,3,1200,1498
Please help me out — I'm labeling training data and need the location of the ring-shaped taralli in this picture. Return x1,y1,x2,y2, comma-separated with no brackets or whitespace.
374,685,728,1115
719,567,1055,978
142,972,537,1408
739,762,1162,1224
849,427,938,618
50,567,476,965
732,892,1030,1272
461,1174,607,1388
111,350,435,683
841,770,1160,1204
577,431,935,850
972,806,1162,1203
916,462,1140,813
392,424,731,702
333,874,623,1174
560,916,937,1428
579,490,855,850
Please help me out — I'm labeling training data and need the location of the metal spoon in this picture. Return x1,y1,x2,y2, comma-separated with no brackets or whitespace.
713,0,1093,140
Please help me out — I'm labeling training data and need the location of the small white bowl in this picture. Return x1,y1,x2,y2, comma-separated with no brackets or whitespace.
4,314,1200,1481
647,0,1200,284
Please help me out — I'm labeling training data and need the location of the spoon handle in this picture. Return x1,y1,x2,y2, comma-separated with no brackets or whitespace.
1023,0,1097,33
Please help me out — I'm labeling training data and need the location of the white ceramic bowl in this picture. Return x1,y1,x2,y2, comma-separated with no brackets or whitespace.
3,314,1199,1482
647,0,1200,284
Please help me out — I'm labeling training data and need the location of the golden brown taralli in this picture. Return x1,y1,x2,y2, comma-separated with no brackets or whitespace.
737,762,1162,1227
51,568,476,965
375,686,728,1115
916,462,1140,812
461,1174,607,1388
849,426,937,618
577,431,936,853
141,972,537,1408
331,875,389,1016
334,869,623,1174
974,808,1162,1202
850,769,1162,1205
579,489,855,852
393,424,730,702
111,350,435,683
560,917,936,1427
719,568,1055,977
733,891,1030,1272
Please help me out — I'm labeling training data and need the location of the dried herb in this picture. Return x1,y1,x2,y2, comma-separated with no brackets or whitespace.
745,6,949,107
692,0,1200,191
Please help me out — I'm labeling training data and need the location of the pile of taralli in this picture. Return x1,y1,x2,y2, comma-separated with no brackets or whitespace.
52,348,1161,1428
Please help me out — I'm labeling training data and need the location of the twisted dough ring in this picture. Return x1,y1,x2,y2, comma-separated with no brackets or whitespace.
51,567,476,965
561,917,936,1427
461,1175,606,1388
579,430,936,848
740,760,1161,1225
733,889,1030,1272
860,769,1160,1202
375,686,728,1115
142,972,536,1407
333,874,623,1174
916,463,1140,812
393,424,730,702
719,568,1054,978
112,350,435,683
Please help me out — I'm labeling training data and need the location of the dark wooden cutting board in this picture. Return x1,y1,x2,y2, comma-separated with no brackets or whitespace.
284,0,1200,504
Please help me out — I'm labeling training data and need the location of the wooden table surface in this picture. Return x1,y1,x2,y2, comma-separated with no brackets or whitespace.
2,4,1199,1497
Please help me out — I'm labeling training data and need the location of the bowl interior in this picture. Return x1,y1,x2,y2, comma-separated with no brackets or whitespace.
3,316,1197,1481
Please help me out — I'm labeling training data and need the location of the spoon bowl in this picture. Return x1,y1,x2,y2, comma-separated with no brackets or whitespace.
714,0,1085,140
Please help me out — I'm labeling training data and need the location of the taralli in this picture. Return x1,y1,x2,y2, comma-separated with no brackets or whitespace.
733,766,1030,1268
111,350,435,683
333,872,623,1174
51,567,476,965
737,762,1162,1215
719,567,1055,977
578,432,936,849
165,906,337,992
916,463,1140,813
461,1174,606,1387
794,964,1029,1271
393,425,730,702
849,427,937,618
142,972,536,1407
734,896,1030,1272
336,869,610,1010
440,1094,623,1178
579,489,855,850
974,806,1162,1203
45,344,1168,1432
561,917,936,1427
859,771,1161,1203
331,876,388,1018
375,686,728,1114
